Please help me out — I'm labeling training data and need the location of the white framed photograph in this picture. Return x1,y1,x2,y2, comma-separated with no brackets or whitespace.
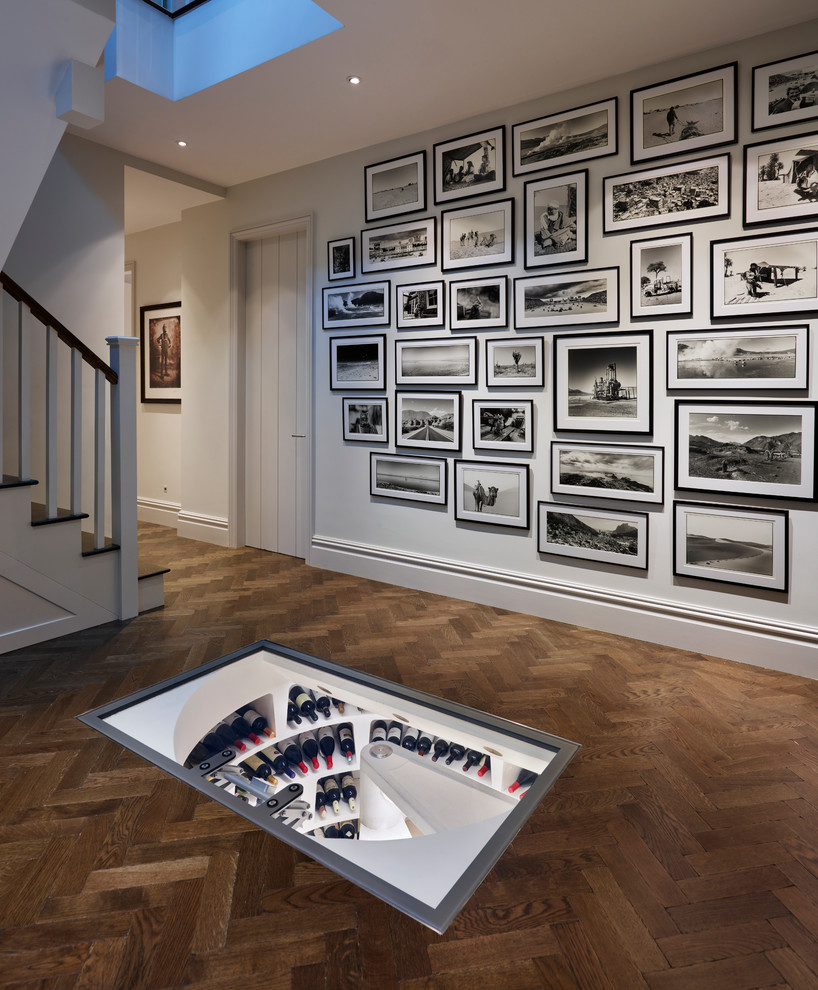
370,452,447,505
454,460,530,529
485,337,545,388
323,281,389,329
395,280,444,329
441,199,514,271
342,397,388,443
551,442,664,504
396,391,462,453
395,336,477,387
743,132,818,227
538,501,649,570
752,49,818,131
512,98,617,176
630,232,692,318
329,334,386,391
514,268,619,329
365,150,426,222
472,399,533,453
524,170,587,269
434,126,505,204
361,217,436,274
450,276,508,330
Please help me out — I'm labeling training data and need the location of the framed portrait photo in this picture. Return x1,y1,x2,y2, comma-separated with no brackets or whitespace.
512,97,617,176
603,154,730,234
752,49,818,131
630,232,692,319
630,62,737,164
342,397,388,443
396,391,462,453
674,399,817,501
327,237,355,281
361,217,436,274
514,268,619,329
395,280,444,330
472,399,533,454
434,126,505,204
743,132,818,227
370,452,447,505
140,302,181,403
524,170,588,269
551,441,664,504
441,198,514,271
364,150,426,222
329,334,386,391
538,501,649,570
395,336,477,387
454,459,530,529
450,275,508,330
553,330,653,435
485,336,545,388
666,325,810,391
710,229,818,319
323,281,389,330
673,501,788,592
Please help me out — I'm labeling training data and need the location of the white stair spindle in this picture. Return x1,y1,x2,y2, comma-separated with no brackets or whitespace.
45,326,58,518
93,368,106,550
70,348,82,515
0,292,4,477
17,301,31,481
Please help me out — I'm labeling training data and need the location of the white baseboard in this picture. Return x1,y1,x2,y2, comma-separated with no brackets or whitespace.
310,535,818,681
137,496,181,527
176,508,230,547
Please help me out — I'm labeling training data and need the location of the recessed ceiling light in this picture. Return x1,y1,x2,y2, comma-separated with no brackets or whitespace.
347,75,360,86
176,139,188,147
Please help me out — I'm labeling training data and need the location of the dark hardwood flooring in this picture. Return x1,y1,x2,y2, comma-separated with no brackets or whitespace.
1,521,818,989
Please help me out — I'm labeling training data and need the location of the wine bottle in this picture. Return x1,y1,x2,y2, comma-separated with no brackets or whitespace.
463,749,482,773
332,697,345,714
445,742,466,765
338,819,357,839
317,725,335,769
314,789,327,818
228,714,261,746
337,724,355,763
386,721,404,746
184,742,212,768
340,772,357,811
299,730,321,771
286,700,302,726
239,754,277,784
431,738,449,762
283,741,309,775
260,744,296,779
508,769,537,794
214,722,246,752
238,705,275,739
416,732,433,757
312,826,325,838
288,685,318,722
323,823,341,838
477,755,491,778
370,719,388,743
401,726,419,752
321,776,341,816
313,690,332,719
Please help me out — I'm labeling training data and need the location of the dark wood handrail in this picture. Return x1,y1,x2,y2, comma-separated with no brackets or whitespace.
0,271,118,384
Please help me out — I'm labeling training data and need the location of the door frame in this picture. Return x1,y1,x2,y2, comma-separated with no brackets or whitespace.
228,214,313,556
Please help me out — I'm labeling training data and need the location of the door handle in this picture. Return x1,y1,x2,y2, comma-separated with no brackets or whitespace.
291,434,306,438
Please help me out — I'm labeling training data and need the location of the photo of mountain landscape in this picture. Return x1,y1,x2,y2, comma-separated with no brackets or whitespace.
538,502,648,568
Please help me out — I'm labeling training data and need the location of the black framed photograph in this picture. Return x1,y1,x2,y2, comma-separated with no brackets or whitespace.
512,98,617,176
327,236,355,281
603,154,730,234
342,397,388,443
329,334,386,391
450,275,508,330
524,170,587,268
395,336,477,387
361,217,436,274
454,460,530,529
743,132,818,227
485,336,545,388
396,391,462,453
538,501,649,570
673,501,789,592
710,230,818,319
551,442,664,504
630,62,737,164
370,452,447,505
140,302,181,403
395,279,444,329
364,150,426,222
441,199,514,271
752,49,818,131
630,232,693,319
472,399,533,454
674,400,817,501
514,268,619,329
553,330,653,435
434,126,505,204
323,281,389,330
666,325,810,391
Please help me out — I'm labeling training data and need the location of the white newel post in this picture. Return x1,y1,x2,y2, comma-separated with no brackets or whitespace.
107,337,139,620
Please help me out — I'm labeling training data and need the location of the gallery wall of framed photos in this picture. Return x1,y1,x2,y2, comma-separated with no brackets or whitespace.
310,21,818,674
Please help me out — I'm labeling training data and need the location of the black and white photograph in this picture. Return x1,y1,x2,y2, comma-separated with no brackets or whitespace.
472,399,533,453
666,325,810,390
514,268,619,329
485,336,545,388
323,281,389,329
396,391,462,452
752,49,818,131
449,276,507,330
434,126,505,203
512,98,617,176
524,170,587,268
553,331,653,435
395,336,477,386
631,63,737,164
395,280,444,329
711,230,818,319
361,217,436,274
454,460,530,529
342,397,388,443
743,132,818,226
603,155,730,234
370,452,447,505
364,150,426,222
329,334,386,391
327,236,355,281
551,442,664,504
538,502,649,569
673,501,789,592
674,400,817,501
441,199,514,271
630,233,692,318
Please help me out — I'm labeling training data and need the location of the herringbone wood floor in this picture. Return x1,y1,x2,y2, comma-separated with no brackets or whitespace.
2,522,818,989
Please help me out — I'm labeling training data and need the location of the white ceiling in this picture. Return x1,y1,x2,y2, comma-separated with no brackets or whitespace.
77,0,818,225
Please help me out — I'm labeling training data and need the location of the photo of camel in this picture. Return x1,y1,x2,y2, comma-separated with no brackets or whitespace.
455,461,530,528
